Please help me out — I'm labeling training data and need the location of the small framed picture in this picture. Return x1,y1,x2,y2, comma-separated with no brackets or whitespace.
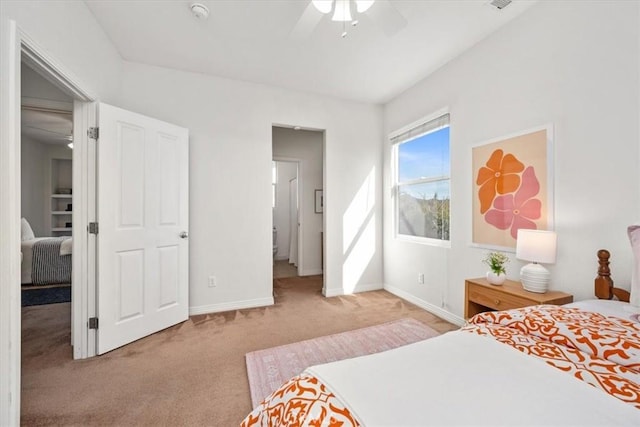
315,189,323,214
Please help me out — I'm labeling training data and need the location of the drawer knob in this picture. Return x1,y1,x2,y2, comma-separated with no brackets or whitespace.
495,299,500,305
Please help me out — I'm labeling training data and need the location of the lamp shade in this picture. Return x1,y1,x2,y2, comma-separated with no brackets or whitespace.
516,229,557,264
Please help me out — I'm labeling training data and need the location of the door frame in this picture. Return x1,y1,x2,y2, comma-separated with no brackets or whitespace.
1,21,97,425
273,157,303,276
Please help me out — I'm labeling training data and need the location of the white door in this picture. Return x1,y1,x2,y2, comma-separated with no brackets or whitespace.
96,103,189,355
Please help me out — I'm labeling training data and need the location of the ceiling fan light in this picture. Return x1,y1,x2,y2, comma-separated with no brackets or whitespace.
355,0,375,13
332,0,352,21
312,0,333,14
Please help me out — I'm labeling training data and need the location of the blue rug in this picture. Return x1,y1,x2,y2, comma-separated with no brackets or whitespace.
22,286,71,307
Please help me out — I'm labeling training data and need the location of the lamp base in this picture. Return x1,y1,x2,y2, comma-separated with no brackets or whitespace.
520,263,550,293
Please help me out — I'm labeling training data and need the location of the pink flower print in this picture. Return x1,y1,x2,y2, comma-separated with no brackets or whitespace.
485,166,542,239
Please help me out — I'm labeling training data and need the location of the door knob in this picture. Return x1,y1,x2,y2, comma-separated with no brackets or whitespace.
180,231,188,239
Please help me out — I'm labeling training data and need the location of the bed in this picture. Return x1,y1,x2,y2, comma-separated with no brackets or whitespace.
20,218,72,285
241,248,640,426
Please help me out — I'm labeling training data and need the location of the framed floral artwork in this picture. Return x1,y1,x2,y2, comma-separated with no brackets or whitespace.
471,125,554,250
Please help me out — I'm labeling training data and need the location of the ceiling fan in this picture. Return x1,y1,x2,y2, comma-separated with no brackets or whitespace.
21,107,73,146
291,0,408,39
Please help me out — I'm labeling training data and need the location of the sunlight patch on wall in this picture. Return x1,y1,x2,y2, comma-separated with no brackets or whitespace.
342,167,376,293
343,167,376,253
343,214,376,293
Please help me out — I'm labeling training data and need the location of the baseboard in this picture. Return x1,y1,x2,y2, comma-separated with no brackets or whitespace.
189,297,274,316
323,283,383,297
383,284,465,327
300,268,323,276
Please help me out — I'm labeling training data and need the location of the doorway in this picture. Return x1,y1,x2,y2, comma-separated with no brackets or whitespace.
20,61,74,304
20,62,76,383
272,126,324,281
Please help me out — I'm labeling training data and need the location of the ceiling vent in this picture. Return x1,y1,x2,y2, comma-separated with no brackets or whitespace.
489,0,512,10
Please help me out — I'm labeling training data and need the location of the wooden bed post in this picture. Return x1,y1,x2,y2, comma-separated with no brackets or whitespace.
594,249,631,302
595,249,613,300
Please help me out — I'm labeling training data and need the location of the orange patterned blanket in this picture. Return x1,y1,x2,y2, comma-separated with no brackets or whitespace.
241,306,640,426
463,305,640,408
241,374,360,427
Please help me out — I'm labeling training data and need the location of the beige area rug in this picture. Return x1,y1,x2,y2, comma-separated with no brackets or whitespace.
245,317,440,407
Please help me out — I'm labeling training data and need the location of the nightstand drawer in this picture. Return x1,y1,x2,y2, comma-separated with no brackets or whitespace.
464,278,573,319
467,283,532,311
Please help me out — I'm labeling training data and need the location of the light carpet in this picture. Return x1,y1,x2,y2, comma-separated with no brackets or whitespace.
245,317,440,407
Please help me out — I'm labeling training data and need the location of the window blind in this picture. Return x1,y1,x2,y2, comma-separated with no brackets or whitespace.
390,113,450,145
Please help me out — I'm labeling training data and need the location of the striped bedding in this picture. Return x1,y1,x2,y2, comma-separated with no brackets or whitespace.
30,237,72,285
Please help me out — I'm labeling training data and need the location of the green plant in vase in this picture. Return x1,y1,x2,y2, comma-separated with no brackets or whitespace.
483,251,509,285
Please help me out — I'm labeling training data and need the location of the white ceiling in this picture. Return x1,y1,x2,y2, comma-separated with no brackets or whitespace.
85,0,537,104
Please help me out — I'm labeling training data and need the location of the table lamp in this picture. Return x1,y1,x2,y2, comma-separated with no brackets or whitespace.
516,229,557,293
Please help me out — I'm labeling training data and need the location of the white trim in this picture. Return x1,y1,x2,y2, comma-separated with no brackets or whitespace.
300,268,323,276
72,101,97,359
384,283,466,327
189,297,274,316
0,19,22,427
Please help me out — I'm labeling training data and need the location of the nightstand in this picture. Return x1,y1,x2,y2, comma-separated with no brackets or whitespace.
464,277,573,319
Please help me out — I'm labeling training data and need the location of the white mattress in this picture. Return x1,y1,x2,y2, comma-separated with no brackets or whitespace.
306,331,640,426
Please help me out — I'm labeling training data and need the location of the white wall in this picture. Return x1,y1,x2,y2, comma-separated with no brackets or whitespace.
272,160,297,261
383,0,640,320
273,127,324,274
119,60,383,312
2,1,122,103
20,135,46,236
21,141,72,236
21,62,71,102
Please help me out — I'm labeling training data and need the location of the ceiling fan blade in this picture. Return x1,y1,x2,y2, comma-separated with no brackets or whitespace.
367,0,407,37
290,2,325,39
23,125,71,138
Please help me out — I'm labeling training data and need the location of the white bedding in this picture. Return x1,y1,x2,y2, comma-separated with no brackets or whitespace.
306,330,640,426
244,303,640,426
21,237,72,284
566,299,640,322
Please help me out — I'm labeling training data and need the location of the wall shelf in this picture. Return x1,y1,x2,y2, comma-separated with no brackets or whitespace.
50,159,72,235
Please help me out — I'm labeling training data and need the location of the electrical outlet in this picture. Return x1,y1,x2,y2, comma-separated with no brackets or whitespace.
208,276,216,288
417,273,424,284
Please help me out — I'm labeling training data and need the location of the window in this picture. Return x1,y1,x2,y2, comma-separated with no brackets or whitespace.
392,113,450,242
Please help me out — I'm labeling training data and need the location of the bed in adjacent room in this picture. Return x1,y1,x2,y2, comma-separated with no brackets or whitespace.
21,218,72,286
241,248,640,426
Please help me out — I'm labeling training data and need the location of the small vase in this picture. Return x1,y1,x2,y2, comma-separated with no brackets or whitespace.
486,271,506,285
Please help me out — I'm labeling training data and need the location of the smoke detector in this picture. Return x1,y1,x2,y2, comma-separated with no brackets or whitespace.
489,0,512,10
190,3,210,19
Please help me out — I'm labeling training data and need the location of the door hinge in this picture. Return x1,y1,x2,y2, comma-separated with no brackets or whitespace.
88,127,99,139
88,317,99,329
88,222,99,234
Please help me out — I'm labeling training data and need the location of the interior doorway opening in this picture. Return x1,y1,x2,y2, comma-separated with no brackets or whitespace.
20,61,74,309
272,126,324,283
